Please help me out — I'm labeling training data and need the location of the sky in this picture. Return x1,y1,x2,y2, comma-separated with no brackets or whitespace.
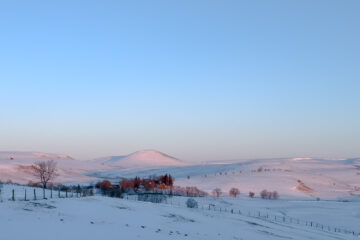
0,0,359,161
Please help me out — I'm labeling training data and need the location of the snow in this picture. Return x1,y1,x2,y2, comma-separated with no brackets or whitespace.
0,151,108,185
0,184,359,240
0,150,185,185
90,157,360,199
92,150,184,168
1,151,359,200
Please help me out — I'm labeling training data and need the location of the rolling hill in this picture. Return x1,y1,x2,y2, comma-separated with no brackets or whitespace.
92,150,184,168
89,157,360,199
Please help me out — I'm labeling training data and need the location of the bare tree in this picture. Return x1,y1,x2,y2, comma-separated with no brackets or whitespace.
249,191,255,198
260,189,268,199
229,188,240,198
272,191,279,200
212,188,222,197
31,160,58,189
260,189,279,200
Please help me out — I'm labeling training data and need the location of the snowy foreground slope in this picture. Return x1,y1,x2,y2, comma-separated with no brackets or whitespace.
1,185,359,240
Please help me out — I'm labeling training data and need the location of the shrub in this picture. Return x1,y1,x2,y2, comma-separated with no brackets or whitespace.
272,191,279,200
97,180,112,190
260,189,279,199
89,189,94,196
212,188,222,197
137,193,167,203
108,188,123,198
171,186,208,197
260,189,268,199
249,191,255,198
229,188,240,198
186,198,198,208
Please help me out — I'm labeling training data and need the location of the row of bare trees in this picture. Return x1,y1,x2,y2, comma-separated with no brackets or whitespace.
211,187,279,199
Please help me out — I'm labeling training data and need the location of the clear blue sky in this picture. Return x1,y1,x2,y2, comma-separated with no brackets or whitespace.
0,0,359,161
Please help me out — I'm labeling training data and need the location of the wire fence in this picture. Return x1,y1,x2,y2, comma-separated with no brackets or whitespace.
1,186,93,202
124,194,360,238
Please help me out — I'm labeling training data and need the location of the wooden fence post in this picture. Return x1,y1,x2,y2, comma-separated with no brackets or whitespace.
12,189,15,201
34,189,37,200
25,189,27,201
51,188,53,198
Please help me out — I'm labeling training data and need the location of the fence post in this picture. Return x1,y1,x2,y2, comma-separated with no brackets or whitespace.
12,189,15,201
34,189,37,200
25,189,27,201
51,188,53,198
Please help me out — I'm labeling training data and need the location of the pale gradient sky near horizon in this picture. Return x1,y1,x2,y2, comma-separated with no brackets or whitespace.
0,0,359,161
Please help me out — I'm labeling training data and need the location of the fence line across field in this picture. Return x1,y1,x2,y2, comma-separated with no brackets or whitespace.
6,187,93,201
124,194,360,238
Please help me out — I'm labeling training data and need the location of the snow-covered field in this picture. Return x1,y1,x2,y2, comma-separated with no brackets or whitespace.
91,157,360,199
1,184,359,240
2,151,359,200
1,151,359,239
